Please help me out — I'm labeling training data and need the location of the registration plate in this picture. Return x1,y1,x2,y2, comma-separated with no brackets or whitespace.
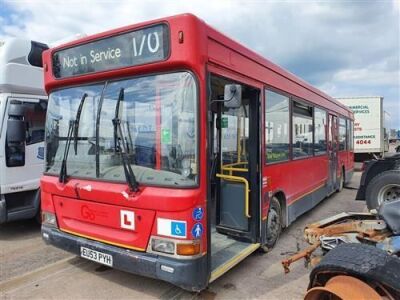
80,247,113,267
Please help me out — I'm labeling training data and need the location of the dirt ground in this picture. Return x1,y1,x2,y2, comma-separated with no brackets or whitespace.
0,172,365,300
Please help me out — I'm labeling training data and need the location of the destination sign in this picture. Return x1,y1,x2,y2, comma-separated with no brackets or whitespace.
52,24,169,78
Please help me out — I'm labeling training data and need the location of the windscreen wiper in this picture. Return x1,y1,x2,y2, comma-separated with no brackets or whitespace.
73,93,88,154
112,88,139,192
59,93,88,183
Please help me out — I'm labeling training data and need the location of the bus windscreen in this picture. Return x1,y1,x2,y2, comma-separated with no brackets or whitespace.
52,24,169,78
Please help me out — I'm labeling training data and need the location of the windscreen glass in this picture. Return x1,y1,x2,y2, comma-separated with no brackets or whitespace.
46,85,103,177
45,72,198,187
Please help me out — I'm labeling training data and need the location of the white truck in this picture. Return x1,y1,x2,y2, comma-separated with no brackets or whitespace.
0,38,48,224
336,96,388,161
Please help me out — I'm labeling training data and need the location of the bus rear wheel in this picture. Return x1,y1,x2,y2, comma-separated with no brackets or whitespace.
262,197,282,252
337,169,344,192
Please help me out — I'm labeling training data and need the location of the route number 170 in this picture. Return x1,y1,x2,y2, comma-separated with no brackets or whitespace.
132,32,160,56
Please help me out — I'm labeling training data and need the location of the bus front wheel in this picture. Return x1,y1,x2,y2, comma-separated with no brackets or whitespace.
261,197,282,252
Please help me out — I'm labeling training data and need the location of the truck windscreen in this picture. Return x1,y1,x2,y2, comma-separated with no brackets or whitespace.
45,71,198,187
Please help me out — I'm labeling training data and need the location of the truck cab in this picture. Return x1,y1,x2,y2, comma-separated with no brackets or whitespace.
0,38,48,224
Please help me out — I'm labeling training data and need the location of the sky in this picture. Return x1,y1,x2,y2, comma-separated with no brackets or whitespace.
1,0,399,129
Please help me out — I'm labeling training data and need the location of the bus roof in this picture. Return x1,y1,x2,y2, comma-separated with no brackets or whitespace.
0,38,48,96
43,13,352,117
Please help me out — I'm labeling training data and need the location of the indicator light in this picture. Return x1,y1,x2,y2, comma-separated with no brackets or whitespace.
42,211,58,227
178,31,184,43
176,242,200,256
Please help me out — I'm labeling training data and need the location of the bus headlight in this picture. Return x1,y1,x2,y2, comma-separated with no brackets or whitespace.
42,211,58,227
151,238,175,254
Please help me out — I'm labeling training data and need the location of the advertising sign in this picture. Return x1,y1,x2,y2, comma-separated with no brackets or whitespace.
336,97,383,153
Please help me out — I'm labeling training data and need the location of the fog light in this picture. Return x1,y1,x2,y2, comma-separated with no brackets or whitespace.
176,242,200,256
151,239,175,255
42,211,58,227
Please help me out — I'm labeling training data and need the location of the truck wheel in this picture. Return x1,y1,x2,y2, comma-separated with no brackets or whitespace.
366,170,400,210
261,197,282,252
307,243,400,299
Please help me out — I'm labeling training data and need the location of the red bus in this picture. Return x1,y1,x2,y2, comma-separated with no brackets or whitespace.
41,14,354,291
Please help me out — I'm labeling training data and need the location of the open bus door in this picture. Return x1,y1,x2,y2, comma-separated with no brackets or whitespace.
328,114,339,192
208,74,260,282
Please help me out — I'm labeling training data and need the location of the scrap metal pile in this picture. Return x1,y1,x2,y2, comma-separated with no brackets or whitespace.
282,200,400,273
282,199,400,299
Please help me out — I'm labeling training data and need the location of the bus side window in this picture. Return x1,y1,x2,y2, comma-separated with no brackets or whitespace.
292,101,313,158
350,120,354,150
314,108,327,155
265,89,290,163
338,117,346,151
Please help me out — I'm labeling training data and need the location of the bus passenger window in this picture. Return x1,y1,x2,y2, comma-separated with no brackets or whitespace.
292,101,313,158
346,119,351,150
338,118,346,151
265,90,289,163
349,120,354,150
314,108,327,155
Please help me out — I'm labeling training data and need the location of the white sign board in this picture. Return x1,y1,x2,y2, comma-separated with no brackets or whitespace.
336,97,383,153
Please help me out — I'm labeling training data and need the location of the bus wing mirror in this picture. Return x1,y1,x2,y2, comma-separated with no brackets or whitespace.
7,119,26,143
224,84,242,109
8,102,25,117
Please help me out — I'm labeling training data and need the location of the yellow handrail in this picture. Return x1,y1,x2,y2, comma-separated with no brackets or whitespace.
222,161,248,167
221,162,249,175
216,173,251,218
222,167,248,173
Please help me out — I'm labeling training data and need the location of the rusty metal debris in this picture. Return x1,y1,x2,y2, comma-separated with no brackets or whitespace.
281,242,321,274
282,212,392,273
304,275,382,300
304,219,387,244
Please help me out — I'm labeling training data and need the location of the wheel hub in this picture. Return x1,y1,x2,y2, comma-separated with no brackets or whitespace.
378,184,400,205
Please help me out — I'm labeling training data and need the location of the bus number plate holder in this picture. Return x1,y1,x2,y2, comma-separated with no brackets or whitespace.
80,246,113,267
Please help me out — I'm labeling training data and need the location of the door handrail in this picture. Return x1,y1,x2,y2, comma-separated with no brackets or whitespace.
216,173,251,218
221,162,248,175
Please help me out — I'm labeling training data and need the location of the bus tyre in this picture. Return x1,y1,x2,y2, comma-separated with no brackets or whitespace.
262,197,282,252
366,170,400,211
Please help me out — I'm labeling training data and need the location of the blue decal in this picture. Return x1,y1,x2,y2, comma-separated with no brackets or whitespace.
192,207,204,221
37,147,44,160
171,221,186,237
191,223,203,239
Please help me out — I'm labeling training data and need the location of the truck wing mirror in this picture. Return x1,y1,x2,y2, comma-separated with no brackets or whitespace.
7,119,26,143
224,84,242,109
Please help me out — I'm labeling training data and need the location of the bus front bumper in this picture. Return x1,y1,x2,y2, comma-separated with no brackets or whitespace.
41,225,208,291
